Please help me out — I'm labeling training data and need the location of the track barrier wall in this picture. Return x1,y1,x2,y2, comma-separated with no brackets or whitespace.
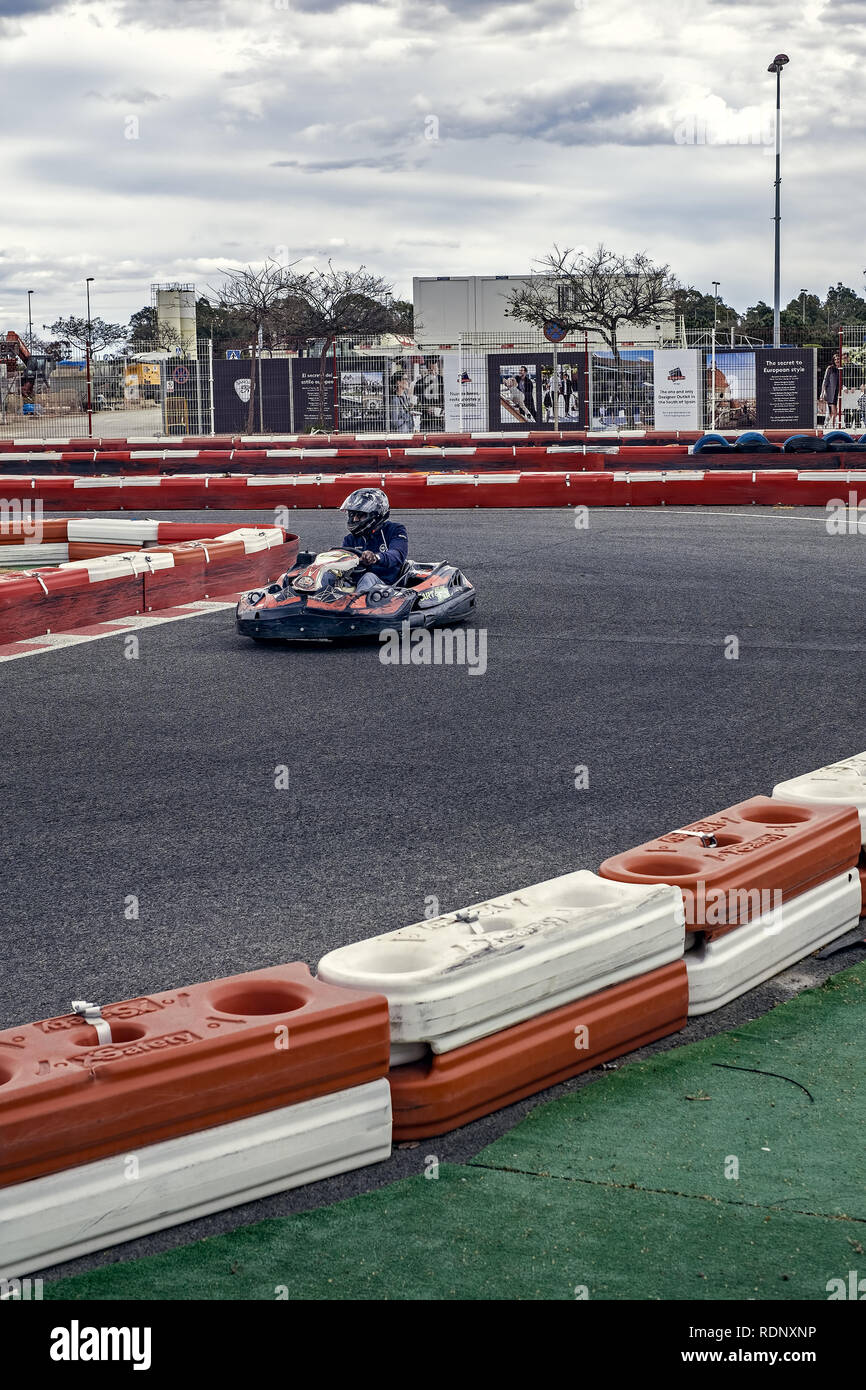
598,796,862,940
388,963,689,1141
317,871,685,1056
2,432,866,478
2,470,865,514
1,747,864,1272
0,523,298,644
0,963,390,1188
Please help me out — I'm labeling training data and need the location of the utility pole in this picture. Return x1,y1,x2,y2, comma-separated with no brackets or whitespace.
27,291,34,350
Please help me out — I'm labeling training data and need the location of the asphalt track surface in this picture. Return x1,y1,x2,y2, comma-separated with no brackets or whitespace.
2,504,864,1280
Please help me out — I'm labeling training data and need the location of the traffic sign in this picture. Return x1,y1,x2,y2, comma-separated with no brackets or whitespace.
226,349,241,360
172,365,190,384
543,320,568,343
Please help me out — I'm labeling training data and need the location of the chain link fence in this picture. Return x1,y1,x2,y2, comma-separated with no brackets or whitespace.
0,340,213,439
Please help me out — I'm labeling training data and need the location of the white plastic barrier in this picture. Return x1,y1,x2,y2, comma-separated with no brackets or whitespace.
66,519,162,543
773,752,866,841
59,551,175,581
0,1079,391,1279
0,544,68,565
317,871,685,1056
216,527,286,554
685,869,862,1015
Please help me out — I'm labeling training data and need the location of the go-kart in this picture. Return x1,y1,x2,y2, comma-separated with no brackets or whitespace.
236,548,476,642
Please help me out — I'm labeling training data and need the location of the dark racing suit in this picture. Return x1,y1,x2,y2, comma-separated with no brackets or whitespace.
342,520,408,585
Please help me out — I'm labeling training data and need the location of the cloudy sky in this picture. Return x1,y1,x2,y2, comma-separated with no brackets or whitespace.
1,0,863,335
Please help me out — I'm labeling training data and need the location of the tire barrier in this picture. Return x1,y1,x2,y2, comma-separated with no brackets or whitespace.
0,963,389,1189
599,796,861,941
0,525,298,644
2,469,864,512
318,871,685,1057
684,871,862,1015
388,963,689,1140
0,1080,392,1279
773,752,866,913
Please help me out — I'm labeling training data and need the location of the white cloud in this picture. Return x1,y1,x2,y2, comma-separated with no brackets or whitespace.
0,0,863,330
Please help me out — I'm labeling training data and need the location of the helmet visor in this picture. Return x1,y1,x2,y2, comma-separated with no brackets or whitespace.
346,509,372,536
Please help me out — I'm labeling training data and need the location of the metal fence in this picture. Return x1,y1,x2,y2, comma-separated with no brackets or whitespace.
837,327,866,431
0,340,213,440
5,329,864,439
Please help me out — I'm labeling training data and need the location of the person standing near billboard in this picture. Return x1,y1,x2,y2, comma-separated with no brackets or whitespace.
820,352,842,430
413,356,444,431
516,364,535,416
390,369,415,433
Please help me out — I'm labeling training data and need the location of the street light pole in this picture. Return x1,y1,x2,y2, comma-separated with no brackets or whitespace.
711,281,720,430
85,277,94,439
767,54,789,349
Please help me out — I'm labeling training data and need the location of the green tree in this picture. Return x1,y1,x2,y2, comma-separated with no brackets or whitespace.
823,282,866,326
126,306,158,347
390,299,414,336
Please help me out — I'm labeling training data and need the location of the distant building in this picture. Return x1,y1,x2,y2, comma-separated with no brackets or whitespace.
412,274,675,348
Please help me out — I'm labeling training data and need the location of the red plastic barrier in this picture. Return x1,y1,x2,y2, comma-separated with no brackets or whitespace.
67,541,144,561
0,477,76,507
389,961,688,1140
68,479,125,508
0,518,70,544
4,469,861,511
143,475,215,508
202,532,298,596
0,525,299,638
0,963,389,1186
141,542,207,610
0,565,142,644
155,521,234,541
599,796,861,941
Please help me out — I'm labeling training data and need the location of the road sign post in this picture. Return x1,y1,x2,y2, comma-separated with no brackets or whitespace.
543,320,568,431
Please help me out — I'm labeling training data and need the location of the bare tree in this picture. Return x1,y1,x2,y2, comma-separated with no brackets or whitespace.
48,316,127,356
281,263,399,429
211,259,300,432
508,244,679,360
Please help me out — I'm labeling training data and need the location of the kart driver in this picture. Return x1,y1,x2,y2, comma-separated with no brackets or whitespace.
339,488,408,592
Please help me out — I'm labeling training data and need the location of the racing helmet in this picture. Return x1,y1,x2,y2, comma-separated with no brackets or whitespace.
340,487,390,538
